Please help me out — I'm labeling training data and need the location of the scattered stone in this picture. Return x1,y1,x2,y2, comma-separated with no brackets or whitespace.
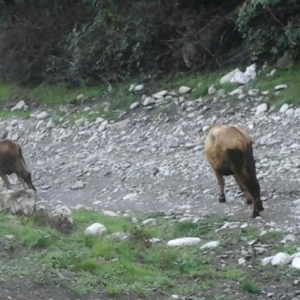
85,223,107,237
229,88,243,96
281,234,296,243
71,181,86,190
142,218,156,225
49,205,73,225
46,118,55,129
291,257,300,270
11,100,26,112
271,252,292,266
107,232,129,241
143,96,155,106
134,84,144,92
130,102,140,110
167,237,201,247
208,85,216,95
256,103,268,116
178,86,192,94
153,90,168,99
76,94,85,102
36,111,49,120
200,241,219,249
275,84,288,91
102,210,119,217
248,89,259,96
262,256,274,266
0,190,36,215
123,193,137,200
279,103,289,113
75,118,86,127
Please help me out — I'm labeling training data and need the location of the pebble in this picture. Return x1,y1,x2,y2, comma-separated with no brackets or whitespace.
279,103,289,113
275,84,288,90
130,102,140,110
167,237,201,247
291,257,300,269
200,241,219,249
71,181,85,190
178,86,192,94
271,252,292,266
85,223,107,236
143,96,155,106
256,103,268,115
36,111,49,120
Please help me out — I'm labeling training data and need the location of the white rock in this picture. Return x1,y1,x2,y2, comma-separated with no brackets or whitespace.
269,69,276,76
200,241,219,249
134,84,144,92
130,102,140,110
143,96,155,106
107,232,129,241
295,108,300,117
291,252,300,258
178,86,192,94
131,217,138,224
238,258,246,265
271,252,292,266
76,94,85,101
149,238,163,244
46,118,55,129
279,103,289,113
11,100,26,111
152,90,168,99
208,85,216,95
229,88,243,95
49,205,73,224
185,142,195,149
102,210,118,217
36,111,49,120
75,118,86,127
129,84,136,92
202,125,210,132
220,64,256,85
282,234,296,244
255,103,268,116
71,181,85,190
123,193,137,200
85,223,107,237
248,89,259,96
167,237,201,247
142,218,156,225
291,257,300,269
95,117,105,124
286,108,294,117
275,84,288,91
0,190,36,215
262,256,274,265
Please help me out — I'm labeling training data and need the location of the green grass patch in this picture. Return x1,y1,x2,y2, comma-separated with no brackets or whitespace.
0,210,299,298
241,280,261,294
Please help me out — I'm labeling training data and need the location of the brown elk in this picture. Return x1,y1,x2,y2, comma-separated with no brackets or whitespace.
0,139,36,192
204,124,264,218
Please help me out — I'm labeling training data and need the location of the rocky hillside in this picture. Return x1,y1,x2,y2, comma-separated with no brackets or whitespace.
1,65,300,236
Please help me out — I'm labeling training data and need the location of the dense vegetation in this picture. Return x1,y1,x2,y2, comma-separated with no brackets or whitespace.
0,0,299,86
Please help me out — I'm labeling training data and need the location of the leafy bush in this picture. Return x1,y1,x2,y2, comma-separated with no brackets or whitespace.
236,0,300,62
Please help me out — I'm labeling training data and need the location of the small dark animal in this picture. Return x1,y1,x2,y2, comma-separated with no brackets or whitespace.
0,139,36,192
204,124,263,218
